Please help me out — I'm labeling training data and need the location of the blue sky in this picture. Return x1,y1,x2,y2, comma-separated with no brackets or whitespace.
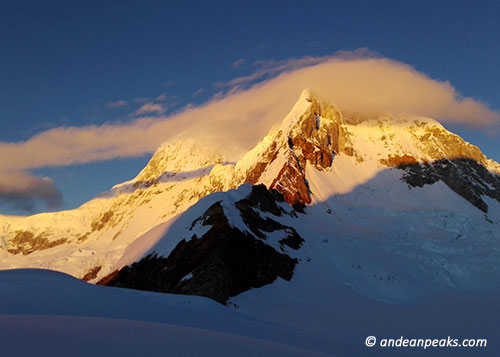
1,1,499,214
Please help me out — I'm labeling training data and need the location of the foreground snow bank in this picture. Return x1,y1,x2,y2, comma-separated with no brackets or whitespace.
0,269,335,356
0,315,330,357
2,268,499,356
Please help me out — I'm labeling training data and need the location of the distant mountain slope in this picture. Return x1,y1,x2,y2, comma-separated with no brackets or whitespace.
1,89,499,305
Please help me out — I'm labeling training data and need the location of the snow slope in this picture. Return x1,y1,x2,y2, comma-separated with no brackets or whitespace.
1,89,499,286
1,89,500,356
0,269,335,357
98,90,500,305
1,268,497,356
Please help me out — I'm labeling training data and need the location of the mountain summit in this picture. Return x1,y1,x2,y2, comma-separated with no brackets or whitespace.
233,88,352,207
1,89,500,304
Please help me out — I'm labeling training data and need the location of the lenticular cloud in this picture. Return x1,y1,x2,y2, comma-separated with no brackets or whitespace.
0,53,498,209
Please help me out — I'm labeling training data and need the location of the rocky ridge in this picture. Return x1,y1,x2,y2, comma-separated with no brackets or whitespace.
233,89,357,208
98,185,303,304
0,88,499,286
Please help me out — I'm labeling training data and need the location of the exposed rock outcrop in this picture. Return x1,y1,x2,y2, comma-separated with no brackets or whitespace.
81,265,102,282
99,185,303,304
237,89,355,207
2,88,500,287
400,158,500,213
7,231,67,255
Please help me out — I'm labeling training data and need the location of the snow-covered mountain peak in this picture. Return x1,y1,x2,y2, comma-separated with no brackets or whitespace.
278,88,343,142
231,89,357,207
1,88,500,290
108,139,228,198
339,114,500,174
135,140,225,183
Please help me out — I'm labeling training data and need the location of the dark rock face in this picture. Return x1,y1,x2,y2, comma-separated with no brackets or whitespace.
270,159,311,209
244,141,280,185
237,183,286,216
81,265,102,282
380,154,418,167
241,92,356,208
91,211,114,232
242,136,313,208
7,231,67,255
399,158,500,213
99,185,303,304
235,185,303,242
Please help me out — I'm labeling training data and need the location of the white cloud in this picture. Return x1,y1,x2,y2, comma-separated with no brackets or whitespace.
193,88,204,97
106,100,128,109
1,52,498,209
135,102,166,116
155,94,167,101
231,58,246,70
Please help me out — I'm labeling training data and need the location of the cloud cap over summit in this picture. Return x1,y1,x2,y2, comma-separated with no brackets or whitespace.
1,53,498,211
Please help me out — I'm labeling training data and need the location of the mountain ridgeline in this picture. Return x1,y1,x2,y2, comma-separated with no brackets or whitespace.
1,89,500,304
98,184,303,304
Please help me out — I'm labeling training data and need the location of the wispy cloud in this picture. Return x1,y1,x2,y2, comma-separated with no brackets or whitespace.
231,58,246,70
106,100,128,109
193,88,204,97
1,51,498,210
135,102,166,116
218,48,380,90
217,55,331,89
134,97,150,103
155,94,167,101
